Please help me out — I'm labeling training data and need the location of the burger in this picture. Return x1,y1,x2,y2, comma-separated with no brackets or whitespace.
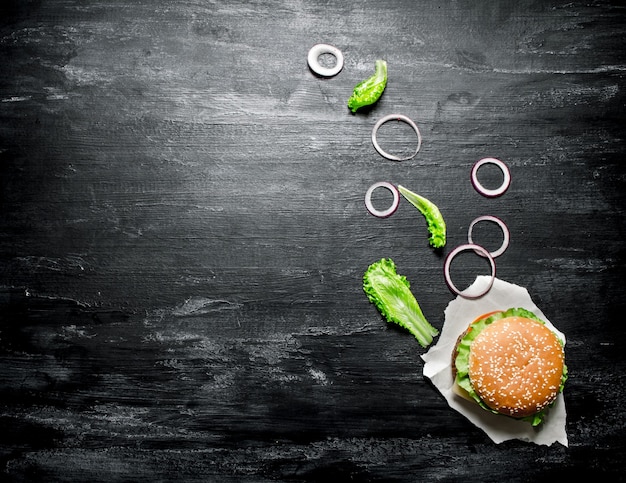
452,308,568,426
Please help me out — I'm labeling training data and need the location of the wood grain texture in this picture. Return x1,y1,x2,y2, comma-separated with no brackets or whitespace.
1,0,625,480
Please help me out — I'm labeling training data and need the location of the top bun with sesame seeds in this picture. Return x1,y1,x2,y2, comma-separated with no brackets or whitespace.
452,308,567,426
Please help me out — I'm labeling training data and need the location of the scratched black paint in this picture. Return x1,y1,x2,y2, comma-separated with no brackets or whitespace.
1,0,625,480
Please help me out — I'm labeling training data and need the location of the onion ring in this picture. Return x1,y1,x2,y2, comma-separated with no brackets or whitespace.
471,158,511,197
467,215,510,258
307,44,344,77
371,114,422,161
444,243,496,299
364,181,400,218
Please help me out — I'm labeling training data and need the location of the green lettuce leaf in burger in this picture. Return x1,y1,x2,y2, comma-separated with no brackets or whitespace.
452,308,568,426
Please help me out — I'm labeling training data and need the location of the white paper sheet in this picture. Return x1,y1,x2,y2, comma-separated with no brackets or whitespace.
422,276,568,446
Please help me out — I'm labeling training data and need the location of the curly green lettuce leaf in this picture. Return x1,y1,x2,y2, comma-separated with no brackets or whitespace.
363,258,439,347
454,308,568,426
347,60,387,113
397,185,446,249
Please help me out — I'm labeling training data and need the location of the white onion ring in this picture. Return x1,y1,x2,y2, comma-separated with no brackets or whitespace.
444,243,496,299
307,44,344,77
364,181,400,218
471,157,511,197
371,114,422,161
467,215,510,258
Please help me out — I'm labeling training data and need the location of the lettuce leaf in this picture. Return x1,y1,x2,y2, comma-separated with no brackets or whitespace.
363,258,438,348
347,60,387,113
397,185,446,249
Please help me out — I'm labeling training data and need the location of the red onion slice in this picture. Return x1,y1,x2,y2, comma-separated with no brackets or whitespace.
444,243,496,299
307,44,344,77
371,114,422,161
364,181,400,218
467,215,510,258
471,157,511,197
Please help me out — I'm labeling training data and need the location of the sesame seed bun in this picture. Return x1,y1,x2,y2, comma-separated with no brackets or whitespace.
467,316,565,418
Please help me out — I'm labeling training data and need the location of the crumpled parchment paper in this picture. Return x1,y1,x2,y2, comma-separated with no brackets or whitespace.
422,276,568,446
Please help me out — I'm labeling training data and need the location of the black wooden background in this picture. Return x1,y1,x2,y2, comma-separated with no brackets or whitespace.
1,0,625,481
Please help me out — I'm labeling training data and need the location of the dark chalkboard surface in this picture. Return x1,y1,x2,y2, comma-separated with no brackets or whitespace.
1,0,625,480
